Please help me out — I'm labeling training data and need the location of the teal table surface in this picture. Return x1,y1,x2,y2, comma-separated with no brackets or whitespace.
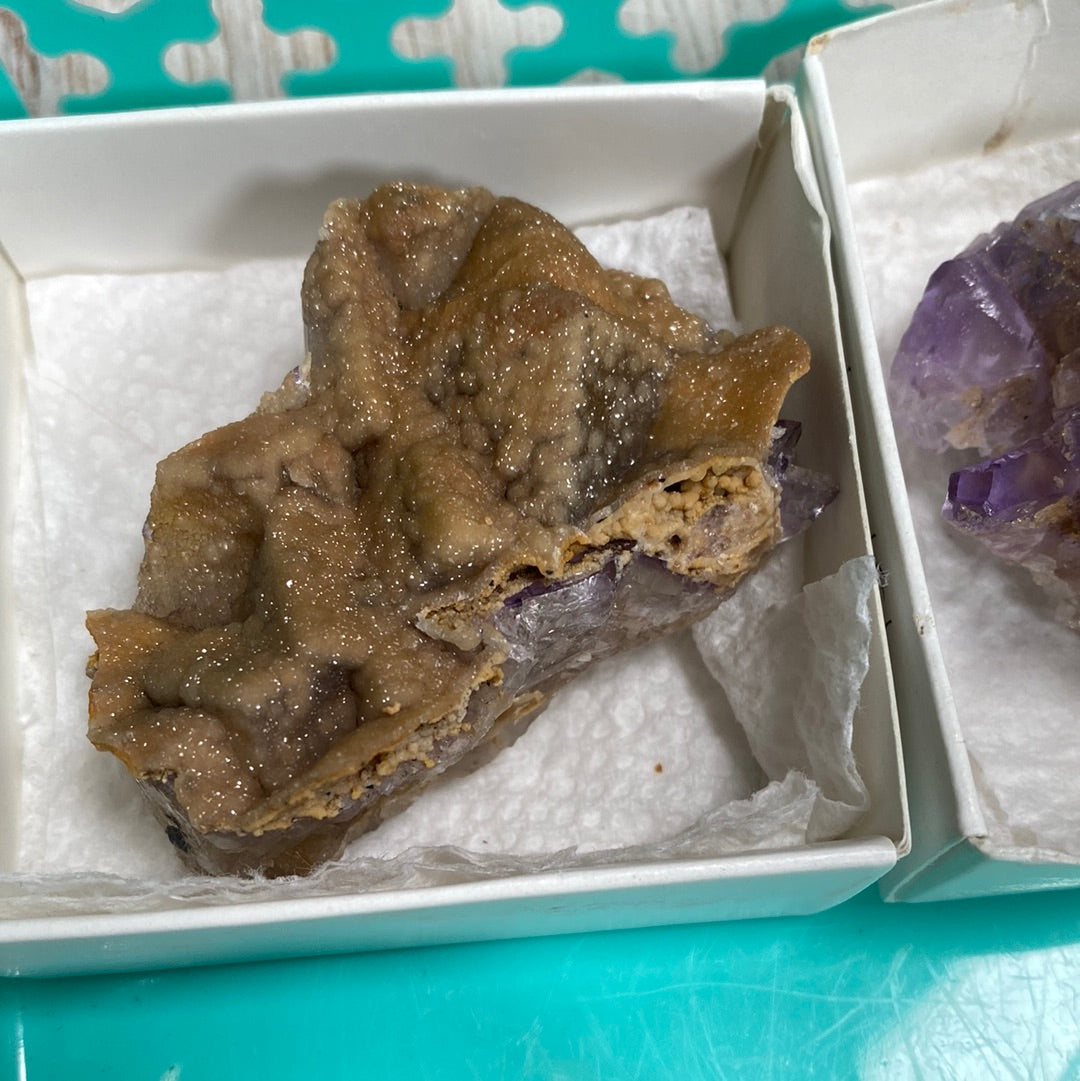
5,885,1080,1080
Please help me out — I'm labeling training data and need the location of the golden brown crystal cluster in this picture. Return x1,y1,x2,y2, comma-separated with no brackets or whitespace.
87,183,814,875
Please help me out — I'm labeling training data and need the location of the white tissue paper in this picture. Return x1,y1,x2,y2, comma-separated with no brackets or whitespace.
848,133,1080,862
4,206,873,915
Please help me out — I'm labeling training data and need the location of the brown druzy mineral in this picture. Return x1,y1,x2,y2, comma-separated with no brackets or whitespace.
86,183,811,876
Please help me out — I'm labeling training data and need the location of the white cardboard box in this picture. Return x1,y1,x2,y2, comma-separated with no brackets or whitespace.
800,0,1080,901
0,82,906,975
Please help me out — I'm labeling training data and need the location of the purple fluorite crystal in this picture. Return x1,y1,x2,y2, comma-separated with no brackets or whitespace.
891,180,1080,627
891,180,1080,455
945,404,1080,628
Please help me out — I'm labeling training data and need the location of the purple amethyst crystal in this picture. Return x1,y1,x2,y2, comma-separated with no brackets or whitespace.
944,404,1080,628
493,423,838,677
891,180,1080,456
769,420,839,538
891,180,1080,628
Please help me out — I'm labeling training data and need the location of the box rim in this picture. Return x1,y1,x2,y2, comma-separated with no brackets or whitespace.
0,79,905,968
0,77,767,139
1,836,899,940
1,837,899,976
750,85,911,857
797,50,985,843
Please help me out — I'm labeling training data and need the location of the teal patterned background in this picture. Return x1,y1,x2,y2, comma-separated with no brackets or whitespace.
0,0,890,119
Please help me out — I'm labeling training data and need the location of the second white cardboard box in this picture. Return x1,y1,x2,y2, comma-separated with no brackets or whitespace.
0,81,906,975
800,0,1080,901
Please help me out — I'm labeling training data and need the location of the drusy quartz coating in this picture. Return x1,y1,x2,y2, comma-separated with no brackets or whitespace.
86,183,829,876
891,180,1080,627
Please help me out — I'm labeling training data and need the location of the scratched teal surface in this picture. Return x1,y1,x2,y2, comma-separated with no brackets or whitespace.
4,887,1080,1079
0,0,888,118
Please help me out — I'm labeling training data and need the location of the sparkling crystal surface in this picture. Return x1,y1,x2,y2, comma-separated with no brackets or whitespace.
85,183,819,875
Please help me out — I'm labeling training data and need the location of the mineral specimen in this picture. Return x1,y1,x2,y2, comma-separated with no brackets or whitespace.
86,183,831,876
890,180,1080,627
945,404,1080,627
890,180,1080,456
